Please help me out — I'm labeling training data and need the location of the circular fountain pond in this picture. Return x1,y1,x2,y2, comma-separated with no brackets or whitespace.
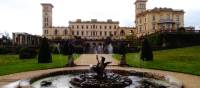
29,69,183,88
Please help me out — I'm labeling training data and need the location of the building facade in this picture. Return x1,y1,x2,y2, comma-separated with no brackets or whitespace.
41,4,135,41
135,0,184,37
41,0,185,39
12,32,41,47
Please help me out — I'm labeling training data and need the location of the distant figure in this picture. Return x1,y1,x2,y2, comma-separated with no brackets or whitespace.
92,43,97,54
107,43,113,54
97,43,103,54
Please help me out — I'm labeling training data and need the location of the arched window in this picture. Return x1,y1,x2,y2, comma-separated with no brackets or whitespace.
120,30,125,36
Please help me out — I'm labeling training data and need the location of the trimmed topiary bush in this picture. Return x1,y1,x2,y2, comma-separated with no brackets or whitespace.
19,47,37,59
140,38,153,61
38,37,52,63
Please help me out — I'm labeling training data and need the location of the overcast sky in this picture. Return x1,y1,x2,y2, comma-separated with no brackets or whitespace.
0,0,200,36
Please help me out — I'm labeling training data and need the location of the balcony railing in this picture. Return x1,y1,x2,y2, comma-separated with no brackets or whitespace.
159,19,175,24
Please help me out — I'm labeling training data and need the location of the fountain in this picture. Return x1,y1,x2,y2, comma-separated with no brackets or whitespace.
70,55,132,88
3,56,183,88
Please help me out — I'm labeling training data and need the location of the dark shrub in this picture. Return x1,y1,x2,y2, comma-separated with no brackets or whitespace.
51,45,60,54
19,47,37,59
38,37,52,63
119,41,127,55
140,38,153,61
62,41,74,55
0,47,9,54
74,45,83,54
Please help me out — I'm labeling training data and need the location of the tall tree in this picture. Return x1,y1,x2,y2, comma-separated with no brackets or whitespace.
38,37,52,63
140,38,153,61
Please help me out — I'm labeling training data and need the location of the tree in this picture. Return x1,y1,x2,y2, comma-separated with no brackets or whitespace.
38,37,52,63
140,38,153,61
178,27,186,32
119,41,128,66
62,40,75,66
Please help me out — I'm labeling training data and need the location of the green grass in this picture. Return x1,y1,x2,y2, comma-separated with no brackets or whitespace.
114,46,200,76
0,54,79,76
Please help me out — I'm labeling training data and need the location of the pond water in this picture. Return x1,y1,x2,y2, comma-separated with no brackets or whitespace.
31,73,178,88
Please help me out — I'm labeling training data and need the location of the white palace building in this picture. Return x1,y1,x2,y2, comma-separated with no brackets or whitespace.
41,3,135,42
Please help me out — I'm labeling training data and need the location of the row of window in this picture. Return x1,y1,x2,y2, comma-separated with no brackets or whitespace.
44,18,48,22
70,25,118,29
44,30,126,36
71,31,118,36
44,23,48,27
137,23,181,33
137,15,180,24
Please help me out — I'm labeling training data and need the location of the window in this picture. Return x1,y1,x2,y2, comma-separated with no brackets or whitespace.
86,25,88,29
92,31,95,36
100,31,102,36
109,31,112,36
77,31,79,36
72,31,74,35
109,26,112,29
140,18,142,24
167,14,170,19
120,30,125,36
45,30,48,34
77,25,79,29
176,15,179,22
81,31,84,35
45,23,48,27
93,25,95,29
152,15,156,21
152,23,156,30
114,31,117,35
100,26,102,29
44,18,48,22
45,12,48,16
64,30,67,35
104,31,107,36
71,25,74,29
86,31,88,35
114,25,117,29
55,29,58,35
82,25,84,29
105,26,107,29
177,24,180,29
160,15,163,20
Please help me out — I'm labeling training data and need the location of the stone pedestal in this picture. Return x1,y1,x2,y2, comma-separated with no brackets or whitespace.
119,54,128,66
66,55,75,67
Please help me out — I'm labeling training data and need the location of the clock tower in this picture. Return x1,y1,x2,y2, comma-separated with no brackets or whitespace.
135,0,147,16
41,3,53,28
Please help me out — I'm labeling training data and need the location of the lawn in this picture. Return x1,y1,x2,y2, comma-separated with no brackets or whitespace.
114,46,200,76
0,54,79,76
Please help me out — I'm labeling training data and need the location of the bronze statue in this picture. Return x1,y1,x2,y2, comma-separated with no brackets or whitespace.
91,55,111,79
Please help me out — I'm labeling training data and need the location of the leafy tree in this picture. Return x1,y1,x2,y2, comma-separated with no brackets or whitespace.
38,37,52,63
140,38,153,61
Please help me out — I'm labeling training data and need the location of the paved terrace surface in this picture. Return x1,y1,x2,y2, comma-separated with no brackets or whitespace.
0,54,200,88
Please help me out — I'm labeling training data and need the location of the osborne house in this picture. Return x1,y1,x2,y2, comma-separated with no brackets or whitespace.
41,0,184,41
134,0,184,37
13,0,185,46
41,3,135,45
